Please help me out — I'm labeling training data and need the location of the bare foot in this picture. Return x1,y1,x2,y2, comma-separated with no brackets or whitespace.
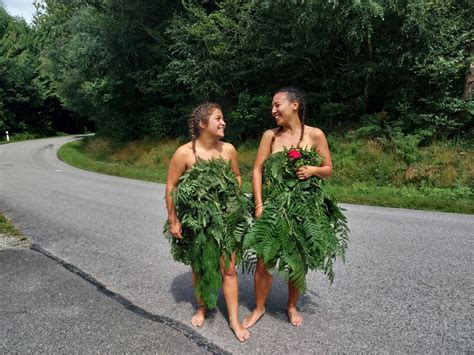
230,321,250,342
287,306,303,326
242,308,265,329
191,305,206,327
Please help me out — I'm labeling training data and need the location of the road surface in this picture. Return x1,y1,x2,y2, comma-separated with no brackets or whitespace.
1,136,472,353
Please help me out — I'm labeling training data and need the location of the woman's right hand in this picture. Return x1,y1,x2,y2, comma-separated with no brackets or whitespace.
255,205,264,218
169,220,183,239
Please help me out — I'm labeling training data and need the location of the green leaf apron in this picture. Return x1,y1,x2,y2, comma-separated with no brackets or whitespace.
163,158,251,309
243,149,349,292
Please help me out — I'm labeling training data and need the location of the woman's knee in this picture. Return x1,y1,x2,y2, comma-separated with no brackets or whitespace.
256,259,271,277
221,265,237,278
219,254,237,277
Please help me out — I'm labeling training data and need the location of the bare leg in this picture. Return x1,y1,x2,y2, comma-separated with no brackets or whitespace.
287,280,303,326
243,258,273,328
220,253,250,342
191,271,206,327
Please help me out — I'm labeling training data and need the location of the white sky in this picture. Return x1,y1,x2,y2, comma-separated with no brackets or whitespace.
2,0,35,23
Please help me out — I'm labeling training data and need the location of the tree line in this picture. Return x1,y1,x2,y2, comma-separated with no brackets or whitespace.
1,0,472,144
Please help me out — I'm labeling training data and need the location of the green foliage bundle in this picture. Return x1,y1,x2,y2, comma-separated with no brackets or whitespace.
163,158,251,309
243,148,349,292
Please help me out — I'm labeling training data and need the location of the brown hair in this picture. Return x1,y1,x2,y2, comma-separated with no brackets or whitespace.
188,102,222,154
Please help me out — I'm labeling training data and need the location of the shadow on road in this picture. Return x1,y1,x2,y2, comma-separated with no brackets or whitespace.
170,269,320,323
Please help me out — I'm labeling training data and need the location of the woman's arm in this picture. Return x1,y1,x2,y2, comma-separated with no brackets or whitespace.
165,147,188,239
227,143,242,188
252,130,274,217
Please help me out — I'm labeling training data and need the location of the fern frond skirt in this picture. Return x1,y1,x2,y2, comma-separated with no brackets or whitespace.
163,158,251,309
243,150,349,292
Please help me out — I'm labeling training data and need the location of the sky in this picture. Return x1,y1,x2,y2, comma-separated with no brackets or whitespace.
2,0,35,24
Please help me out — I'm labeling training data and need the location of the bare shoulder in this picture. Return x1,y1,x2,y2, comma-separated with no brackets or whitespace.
173,142,194,160
222,142,238,162
262,129,276,141
306,126,327,141
222,141,237,154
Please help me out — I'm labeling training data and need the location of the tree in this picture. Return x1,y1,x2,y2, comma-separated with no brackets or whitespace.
0,6,47,135
32,0,473,142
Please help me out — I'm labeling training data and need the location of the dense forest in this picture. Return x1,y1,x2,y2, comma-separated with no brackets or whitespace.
0,0,472,145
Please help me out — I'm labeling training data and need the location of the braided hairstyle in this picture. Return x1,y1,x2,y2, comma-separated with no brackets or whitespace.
188,102,222,154
273,87,306,147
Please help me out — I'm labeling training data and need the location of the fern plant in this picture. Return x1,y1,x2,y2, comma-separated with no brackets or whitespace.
243,148,349,292
163,158,252,309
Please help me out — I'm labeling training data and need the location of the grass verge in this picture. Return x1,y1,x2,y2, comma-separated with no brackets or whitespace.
58,137,473,214
0,213,31,249
325,184,472,214
59,140,169,182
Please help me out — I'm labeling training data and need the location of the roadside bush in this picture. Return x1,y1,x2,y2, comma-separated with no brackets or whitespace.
11,132,37,141
82,137,114,161
138,139,181,167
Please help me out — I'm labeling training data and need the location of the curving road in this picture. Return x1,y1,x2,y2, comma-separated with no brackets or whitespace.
1,136,472,353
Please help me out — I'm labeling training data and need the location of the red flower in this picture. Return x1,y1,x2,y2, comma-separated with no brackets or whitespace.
288,149,302,160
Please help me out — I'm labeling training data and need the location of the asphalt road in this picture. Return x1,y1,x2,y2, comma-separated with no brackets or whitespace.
1,136,472,353
0,248,214,353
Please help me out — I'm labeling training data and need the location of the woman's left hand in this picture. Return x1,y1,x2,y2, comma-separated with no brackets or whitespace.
295,166,316,180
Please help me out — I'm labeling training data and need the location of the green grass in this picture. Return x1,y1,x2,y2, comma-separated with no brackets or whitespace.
325,184,473,214
58,137,474,214
0,213,30,248
58,139,171,182
0,213,24,237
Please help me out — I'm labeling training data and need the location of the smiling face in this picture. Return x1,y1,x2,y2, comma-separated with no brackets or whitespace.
200,108,225,138
272,92,299,126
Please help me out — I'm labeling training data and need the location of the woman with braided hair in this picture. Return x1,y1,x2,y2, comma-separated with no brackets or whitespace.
243,87,349,327
164,103,250,342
